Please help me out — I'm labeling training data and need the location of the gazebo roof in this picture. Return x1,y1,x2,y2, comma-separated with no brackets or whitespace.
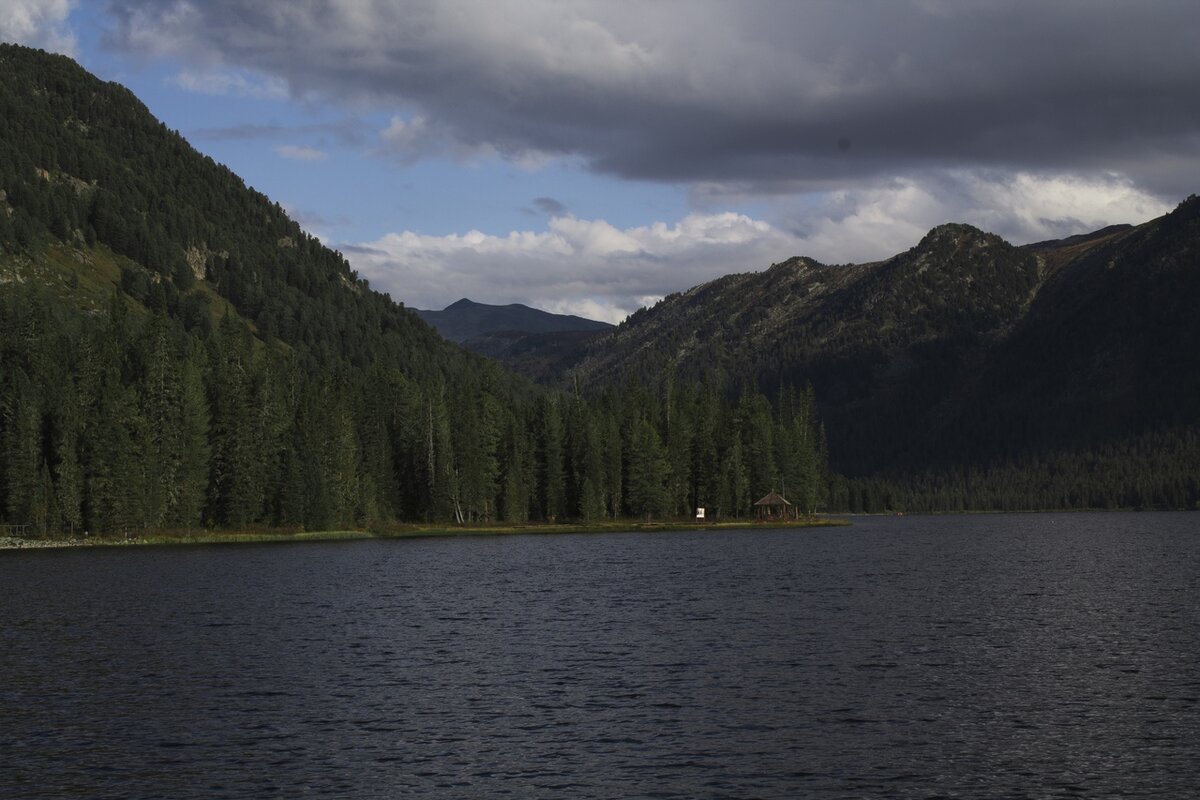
753,491,791,507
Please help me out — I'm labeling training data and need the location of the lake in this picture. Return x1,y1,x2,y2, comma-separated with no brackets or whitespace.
2,513,1198,798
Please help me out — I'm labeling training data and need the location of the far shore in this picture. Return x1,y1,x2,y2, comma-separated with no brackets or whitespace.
0,517,848,551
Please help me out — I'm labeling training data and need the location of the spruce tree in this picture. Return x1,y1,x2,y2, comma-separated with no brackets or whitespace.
536,396,565,521
627,418,669,521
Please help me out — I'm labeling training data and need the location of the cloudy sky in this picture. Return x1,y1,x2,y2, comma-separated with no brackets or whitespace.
4,1,1197,321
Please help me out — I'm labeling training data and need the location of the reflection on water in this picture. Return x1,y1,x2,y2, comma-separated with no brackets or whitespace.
2,513,1198,798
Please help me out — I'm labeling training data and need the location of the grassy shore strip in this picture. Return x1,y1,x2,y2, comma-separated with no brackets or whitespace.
0,517,847,550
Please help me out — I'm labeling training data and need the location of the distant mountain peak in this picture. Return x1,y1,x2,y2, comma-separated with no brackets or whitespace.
1168,193,1200,222
768,256,825,274
916,222,998,249
415,297,612,345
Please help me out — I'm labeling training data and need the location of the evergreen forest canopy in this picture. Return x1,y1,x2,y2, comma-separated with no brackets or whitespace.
0,43,829,536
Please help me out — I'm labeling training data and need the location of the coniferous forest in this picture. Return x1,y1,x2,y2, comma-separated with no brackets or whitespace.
3,43,1198,537
0,44,829,537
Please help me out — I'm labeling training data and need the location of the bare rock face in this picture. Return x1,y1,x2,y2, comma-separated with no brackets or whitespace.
185,245,229,281
185,246,207,281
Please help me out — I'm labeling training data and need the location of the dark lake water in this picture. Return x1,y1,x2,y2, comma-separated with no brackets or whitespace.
3,513,1199,798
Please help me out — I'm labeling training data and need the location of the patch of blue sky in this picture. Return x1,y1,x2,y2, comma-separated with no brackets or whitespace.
66,1,693,251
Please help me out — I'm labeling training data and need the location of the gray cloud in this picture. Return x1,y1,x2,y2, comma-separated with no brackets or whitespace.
104,0,1200,199
0,0,75,55
531,196,569,217
191,123,289,141
191,118,366,146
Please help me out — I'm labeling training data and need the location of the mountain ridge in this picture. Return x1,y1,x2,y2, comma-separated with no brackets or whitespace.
413,297,613,380
414,297,612,343
556,200,1200,494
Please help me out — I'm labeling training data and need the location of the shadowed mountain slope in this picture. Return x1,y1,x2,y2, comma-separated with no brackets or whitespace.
415,298,611,343
565,200,1200,487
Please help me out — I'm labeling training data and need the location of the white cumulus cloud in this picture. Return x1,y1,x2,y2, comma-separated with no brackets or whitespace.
777,171,1172,264
345,170,1172,323
0,0,76,55
346,211,801,323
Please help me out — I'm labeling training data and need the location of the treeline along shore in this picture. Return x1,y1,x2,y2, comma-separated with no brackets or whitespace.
0,518,846,550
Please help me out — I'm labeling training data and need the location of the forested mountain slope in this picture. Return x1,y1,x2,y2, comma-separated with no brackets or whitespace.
571,222,1045,470
568,199,1200,509
933,200,1200,464
0,44,829,534
0,43,525,533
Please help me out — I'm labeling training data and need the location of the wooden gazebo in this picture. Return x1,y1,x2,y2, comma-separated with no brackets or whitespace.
753,491,798,521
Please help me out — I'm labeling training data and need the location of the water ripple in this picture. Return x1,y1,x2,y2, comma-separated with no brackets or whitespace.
2,513,1199,797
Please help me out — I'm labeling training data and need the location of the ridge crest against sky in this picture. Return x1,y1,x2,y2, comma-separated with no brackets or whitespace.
4,1,1197,321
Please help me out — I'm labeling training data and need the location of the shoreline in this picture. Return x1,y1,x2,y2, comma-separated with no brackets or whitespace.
0,517,848,551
